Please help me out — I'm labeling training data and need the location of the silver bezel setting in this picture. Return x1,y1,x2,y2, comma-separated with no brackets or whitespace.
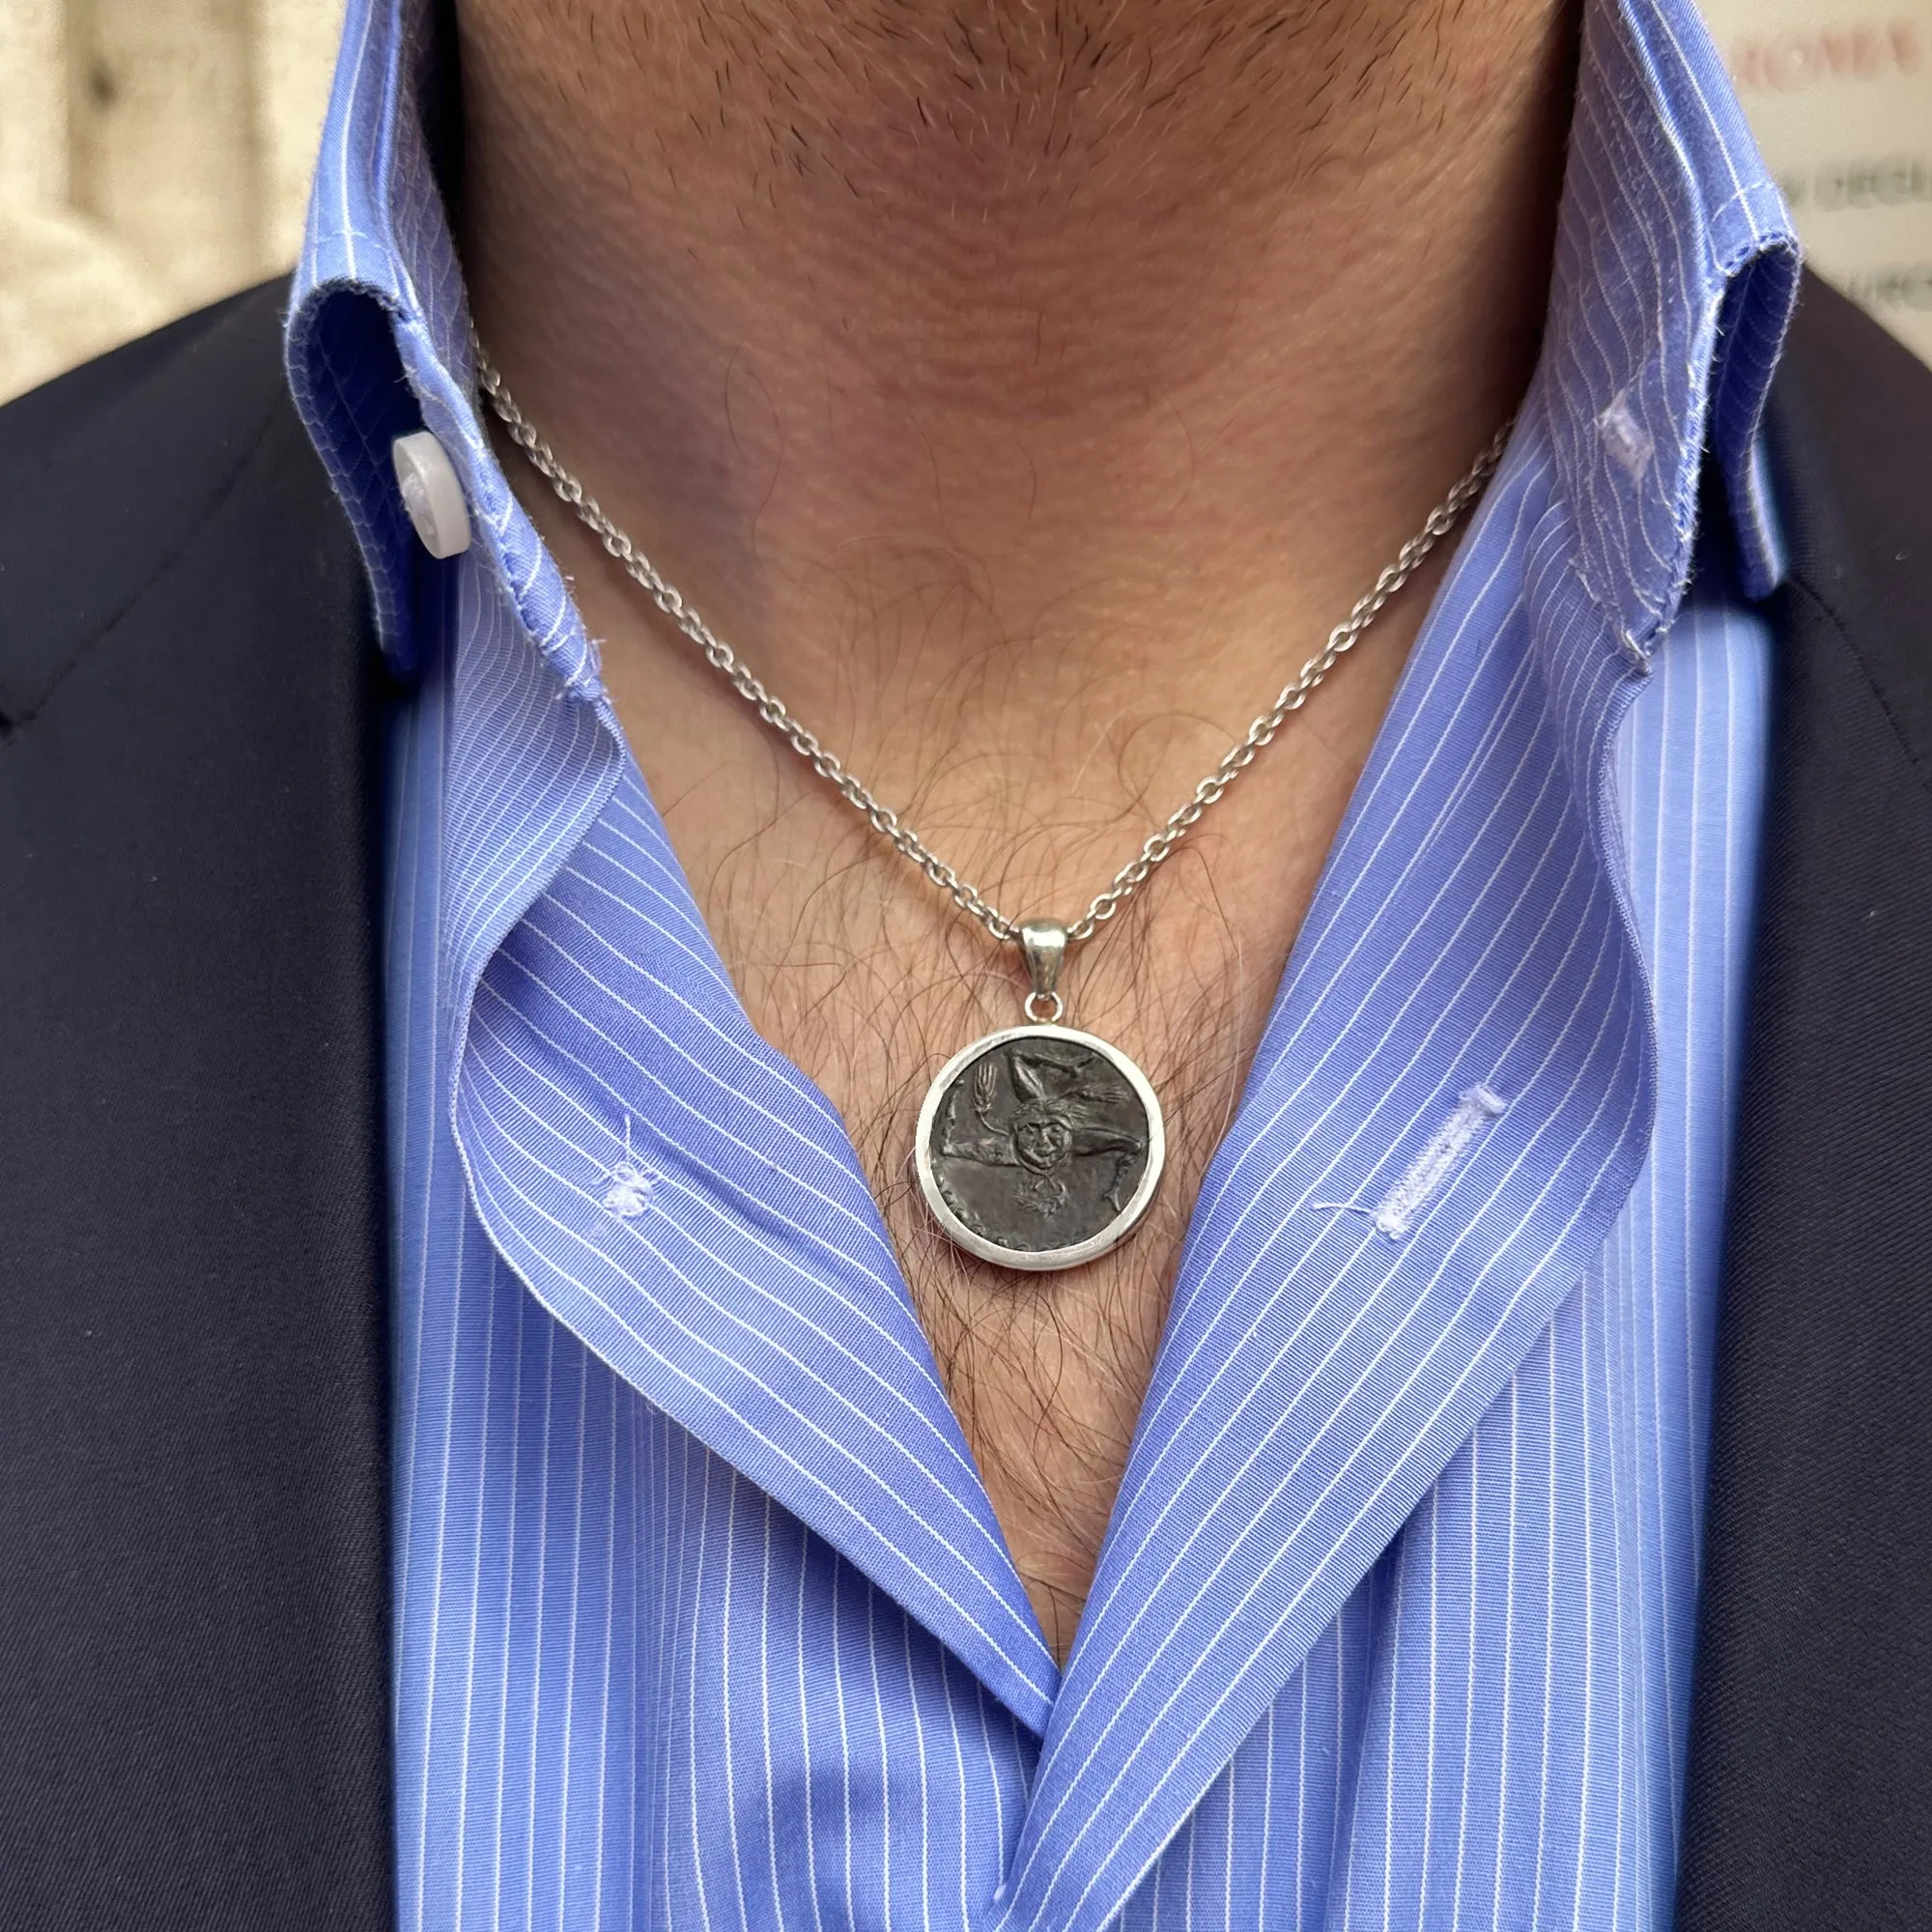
914,1023,1166,1272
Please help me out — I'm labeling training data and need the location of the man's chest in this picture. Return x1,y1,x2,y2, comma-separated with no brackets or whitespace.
689,821,1328,1662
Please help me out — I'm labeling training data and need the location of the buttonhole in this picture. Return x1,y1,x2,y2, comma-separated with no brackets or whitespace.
1312,1084,1508,1242
1598,391,1655,483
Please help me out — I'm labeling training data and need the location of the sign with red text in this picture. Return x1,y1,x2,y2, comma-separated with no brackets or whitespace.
1701,3,1932,362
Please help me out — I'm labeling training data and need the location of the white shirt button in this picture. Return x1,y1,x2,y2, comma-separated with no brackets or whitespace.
391,430,472,559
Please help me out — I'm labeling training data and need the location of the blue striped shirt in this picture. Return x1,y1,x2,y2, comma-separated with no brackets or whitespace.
285,0,1800,1924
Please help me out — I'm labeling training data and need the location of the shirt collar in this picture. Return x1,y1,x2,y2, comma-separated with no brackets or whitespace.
1545,0,1800,632
289,0,1798,686
289,0,603,696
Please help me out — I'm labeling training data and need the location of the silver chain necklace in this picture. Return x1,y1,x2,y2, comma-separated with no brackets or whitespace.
476,344,1507,1271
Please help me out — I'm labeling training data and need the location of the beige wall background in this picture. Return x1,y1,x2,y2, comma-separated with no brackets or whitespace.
0,0,346,402
2,0,1929,405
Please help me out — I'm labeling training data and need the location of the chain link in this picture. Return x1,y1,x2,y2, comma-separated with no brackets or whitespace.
475,342,1509,952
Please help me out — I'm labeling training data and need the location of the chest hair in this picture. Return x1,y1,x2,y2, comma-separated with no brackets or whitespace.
723,853,1264,1663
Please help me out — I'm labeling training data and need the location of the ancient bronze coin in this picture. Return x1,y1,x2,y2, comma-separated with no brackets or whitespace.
914,1024,1165,1270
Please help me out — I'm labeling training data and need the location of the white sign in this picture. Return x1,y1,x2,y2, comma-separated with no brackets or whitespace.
1700,2,1932,362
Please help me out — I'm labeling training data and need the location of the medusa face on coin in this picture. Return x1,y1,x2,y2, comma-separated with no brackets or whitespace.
915,1026,1165,1269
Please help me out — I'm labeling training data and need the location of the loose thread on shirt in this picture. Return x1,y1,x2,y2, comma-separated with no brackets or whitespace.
601,1117,660,1219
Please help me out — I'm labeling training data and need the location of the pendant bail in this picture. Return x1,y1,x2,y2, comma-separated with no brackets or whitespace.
1019,919,1068,1024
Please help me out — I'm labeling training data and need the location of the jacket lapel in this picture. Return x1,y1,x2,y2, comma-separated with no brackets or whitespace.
1675,277,1932,1931
0,285,396,1929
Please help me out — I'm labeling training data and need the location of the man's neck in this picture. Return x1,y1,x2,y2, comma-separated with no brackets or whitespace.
456,0,1575,830
453,0,1579,1661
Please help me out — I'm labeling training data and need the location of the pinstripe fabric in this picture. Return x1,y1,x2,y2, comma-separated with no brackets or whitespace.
285,1,1798,1925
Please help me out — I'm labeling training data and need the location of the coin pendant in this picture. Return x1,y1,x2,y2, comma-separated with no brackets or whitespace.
913,1024,1165,1271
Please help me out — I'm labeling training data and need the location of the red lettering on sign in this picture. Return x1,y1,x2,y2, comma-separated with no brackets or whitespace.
1733,16,1927,92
